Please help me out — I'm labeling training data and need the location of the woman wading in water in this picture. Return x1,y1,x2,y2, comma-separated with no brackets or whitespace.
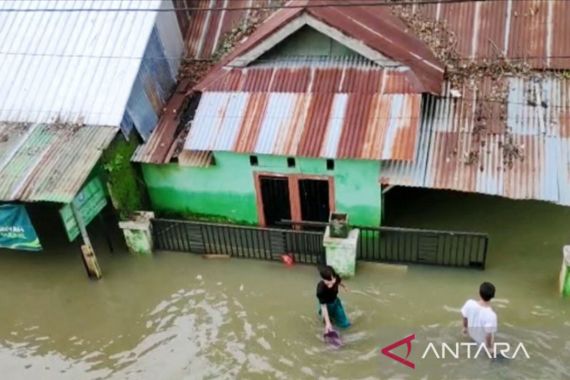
316,265,351,332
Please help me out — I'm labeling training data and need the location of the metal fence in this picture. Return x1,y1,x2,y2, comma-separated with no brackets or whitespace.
152,219,325,265
357,226,488,269
152,219,488,269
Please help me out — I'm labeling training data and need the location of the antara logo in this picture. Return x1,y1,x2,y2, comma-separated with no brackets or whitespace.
380,334,416,369
381,334,531,369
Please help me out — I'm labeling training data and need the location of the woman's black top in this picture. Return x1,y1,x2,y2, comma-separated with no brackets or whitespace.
316,275,342,305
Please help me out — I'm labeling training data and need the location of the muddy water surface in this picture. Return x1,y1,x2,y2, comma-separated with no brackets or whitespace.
1,190,569,379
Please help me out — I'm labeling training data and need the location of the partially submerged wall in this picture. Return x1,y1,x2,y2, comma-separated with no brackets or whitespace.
142,152,381,227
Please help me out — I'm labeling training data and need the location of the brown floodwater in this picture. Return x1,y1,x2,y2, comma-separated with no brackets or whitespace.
1,189,569,379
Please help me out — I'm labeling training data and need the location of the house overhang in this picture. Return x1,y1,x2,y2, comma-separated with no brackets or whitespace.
0,123,118,203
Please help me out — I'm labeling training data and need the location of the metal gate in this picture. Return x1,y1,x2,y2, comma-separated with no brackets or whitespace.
358,226,488,269
152,219,325,265
151,219,489,269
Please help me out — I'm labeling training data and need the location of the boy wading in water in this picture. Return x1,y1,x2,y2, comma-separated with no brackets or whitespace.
461,282,498,352
317,265,351,332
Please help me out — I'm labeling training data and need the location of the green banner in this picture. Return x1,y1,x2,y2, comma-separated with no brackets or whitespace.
60,178,107,242
0,204,42,251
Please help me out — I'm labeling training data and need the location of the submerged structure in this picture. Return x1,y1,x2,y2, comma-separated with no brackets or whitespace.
0,0,185,276
135,0,570,230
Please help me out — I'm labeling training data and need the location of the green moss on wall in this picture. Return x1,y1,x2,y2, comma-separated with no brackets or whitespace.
102,136,148,220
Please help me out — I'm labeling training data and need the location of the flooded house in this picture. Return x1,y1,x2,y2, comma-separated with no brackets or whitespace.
2,3,570,378
135,0,570,231
0,0,186,276
135,1,444,228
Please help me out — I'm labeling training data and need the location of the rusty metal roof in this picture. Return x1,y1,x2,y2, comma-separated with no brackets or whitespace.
187,0,570,68
382,77,570,206
414,0,570,69
0,123,118,203
178,150,214,167
183,58,422,160
199,56,422,93
131,78,191,164
195,0,444,94
184,91,421,160
139,0,570,166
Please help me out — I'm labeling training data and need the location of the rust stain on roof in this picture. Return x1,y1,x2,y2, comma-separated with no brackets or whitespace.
0,123,117,203
196,0,444,94
298,93,334,157
178,150,213,167
200,62,423,94
183,86,422,161
139,0,570,166
382,77,570,206
235,93,269,153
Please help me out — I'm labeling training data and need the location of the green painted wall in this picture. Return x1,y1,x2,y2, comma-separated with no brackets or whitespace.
259,25,360,59
142,153,258,224
142,152,382,227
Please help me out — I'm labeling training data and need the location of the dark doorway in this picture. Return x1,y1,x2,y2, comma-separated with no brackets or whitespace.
259,176,291,227
299,179,330,226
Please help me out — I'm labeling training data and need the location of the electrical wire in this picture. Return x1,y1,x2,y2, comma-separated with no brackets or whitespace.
0,0,544,13
1,0,568,111
2,50,570,65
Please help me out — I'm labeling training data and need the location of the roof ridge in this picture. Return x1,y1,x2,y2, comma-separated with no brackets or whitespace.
193,0,444,95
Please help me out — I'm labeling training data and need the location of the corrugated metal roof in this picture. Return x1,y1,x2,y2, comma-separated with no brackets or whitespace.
183,59,422,161
131,77,192,164
184,89,421,160
178,150,213,167
195,0,444,94
413,0,570,68
186,0,277,59
198,56,422,93
187,0,570,68
382,77,570,206
141,0,570,166
132,56,421,163
0,0,162,126
0,123,118,203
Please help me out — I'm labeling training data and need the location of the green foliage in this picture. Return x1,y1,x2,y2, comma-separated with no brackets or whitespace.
102,136,146,220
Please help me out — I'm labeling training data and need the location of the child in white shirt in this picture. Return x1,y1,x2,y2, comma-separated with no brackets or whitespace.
461,282,497,350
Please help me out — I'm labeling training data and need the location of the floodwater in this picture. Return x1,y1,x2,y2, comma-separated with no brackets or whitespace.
1,189,570,379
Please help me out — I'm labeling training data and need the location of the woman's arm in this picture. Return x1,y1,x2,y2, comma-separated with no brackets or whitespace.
321,304,333,332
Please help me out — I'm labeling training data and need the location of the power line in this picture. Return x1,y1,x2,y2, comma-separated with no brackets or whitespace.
3,49,570,65
0,0,511,13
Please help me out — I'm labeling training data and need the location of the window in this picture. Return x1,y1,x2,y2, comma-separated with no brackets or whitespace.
287,157,296,168
250,155,259,166
326,159,335,171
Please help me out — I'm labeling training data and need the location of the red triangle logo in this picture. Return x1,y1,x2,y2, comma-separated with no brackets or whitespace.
380,334,416,369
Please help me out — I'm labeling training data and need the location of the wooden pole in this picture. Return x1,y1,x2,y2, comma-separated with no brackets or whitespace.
71,201,102,280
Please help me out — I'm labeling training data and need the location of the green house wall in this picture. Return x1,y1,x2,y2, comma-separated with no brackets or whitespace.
142,152,381,227
260,25,360,59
